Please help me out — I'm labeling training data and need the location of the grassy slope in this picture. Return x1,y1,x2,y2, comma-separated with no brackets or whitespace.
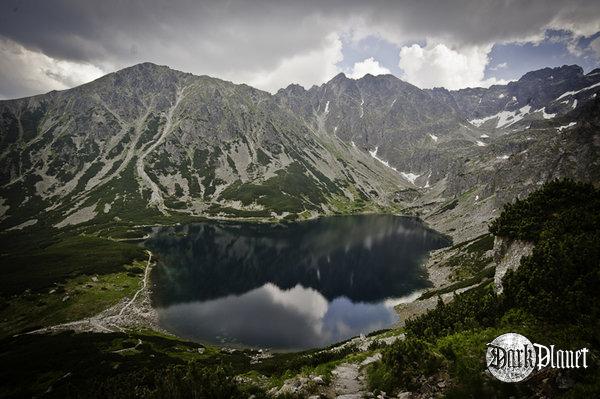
368,180,600,398
7,180,597,397
0,226,148,338
417,233,495,301
1,234,145,296
0,326,385,398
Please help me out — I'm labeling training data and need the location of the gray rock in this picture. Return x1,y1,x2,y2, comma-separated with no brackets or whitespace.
312,375,324,385
1,62,598,244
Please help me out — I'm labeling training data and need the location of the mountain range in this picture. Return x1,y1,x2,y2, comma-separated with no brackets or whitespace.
1,63,599,240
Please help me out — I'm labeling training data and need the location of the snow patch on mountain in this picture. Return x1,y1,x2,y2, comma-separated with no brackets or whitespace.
469,114,496,127
557,122,577,132
539,108,556,119
423,171,432,188
556,81,600,100
400,172,420,184
368,147,421,185
469,105,532,129
369,147,396,170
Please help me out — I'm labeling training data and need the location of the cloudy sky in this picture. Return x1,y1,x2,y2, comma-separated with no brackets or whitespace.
1,0,600,99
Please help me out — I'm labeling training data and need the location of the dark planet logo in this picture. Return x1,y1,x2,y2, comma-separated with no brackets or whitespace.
486,333,537,382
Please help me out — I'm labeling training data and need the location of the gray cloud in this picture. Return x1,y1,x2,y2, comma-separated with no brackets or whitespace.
1,0,600,98
590,37,600,59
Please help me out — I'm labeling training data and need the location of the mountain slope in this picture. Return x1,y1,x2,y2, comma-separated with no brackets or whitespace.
428,65,600,134
275,72,486,186
0,63,598,238
0,63,416,231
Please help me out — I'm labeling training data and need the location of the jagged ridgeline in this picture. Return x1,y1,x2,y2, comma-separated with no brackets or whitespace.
1,63,600,233
0,63,417,231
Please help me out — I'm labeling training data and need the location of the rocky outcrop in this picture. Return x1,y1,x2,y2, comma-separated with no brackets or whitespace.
492,236,534,293
428,65,599,122
1,63,599,232
0,63,414,230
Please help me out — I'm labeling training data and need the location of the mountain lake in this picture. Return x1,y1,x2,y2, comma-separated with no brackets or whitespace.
144,215,451,350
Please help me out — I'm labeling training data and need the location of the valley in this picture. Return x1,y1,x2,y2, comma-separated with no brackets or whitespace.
0,63,599,398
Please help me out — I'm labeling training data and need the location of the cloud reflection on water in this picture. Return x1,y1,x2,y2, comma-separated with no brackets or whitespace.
147,215,450,349
158,282,400,350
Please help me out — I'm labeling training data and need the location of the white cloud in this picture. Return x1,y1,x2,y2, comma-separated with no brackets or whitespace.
1,1,600,97
490,62,508,70
243,33,343,93
0,38,105,99
590,37,600,60
348,57,391,79
398,43,507,89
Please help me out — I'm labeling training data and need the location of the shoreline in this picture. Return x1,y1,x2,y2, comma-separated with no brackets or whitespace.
28,250,167,336
31,214,467,350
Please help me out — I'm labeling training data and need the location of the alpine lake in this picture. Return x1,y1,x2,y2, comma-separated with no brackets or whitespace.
144,215,450,351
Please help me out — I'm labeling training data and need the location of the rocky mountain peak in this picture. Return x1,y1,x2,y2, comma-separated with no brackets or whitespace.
277,83,306,96
428,63,600,122
1,62,599,234
587,68,600,76
330,72,348,82
518,64,583,82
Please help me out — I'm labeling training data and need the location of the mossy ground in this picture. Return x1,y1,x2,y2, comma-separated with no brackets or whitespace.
418,233,495,300
371,181,600,397
0,259,146,338
0,326,397,398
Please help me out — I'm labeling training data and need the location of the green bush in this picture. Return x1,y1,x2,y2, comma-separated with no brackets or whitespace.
80,363,245,399
406,286,502,340
372,338,445,391
377,180,600,396
489,179,599,242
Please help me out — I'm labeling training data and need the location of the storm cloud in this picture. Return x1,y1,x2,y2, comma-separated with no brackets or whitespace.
1,0,600,98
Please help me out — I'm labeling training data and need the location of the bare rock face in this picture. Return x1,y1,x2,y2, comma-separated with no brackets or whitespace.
0,63,599,234
0,63,414,230
427,65,598,122
492,237,534,293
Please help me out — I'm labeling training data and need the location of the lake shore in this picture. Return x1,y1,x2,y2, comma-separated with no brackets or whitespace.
28,215,472,349
28,250,166,336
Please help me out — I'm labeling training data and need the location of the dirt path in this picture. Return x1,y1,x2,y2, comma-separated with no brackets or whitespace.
331,363,364,398
29,250,163,335
118,252,152,317
320,353,382,398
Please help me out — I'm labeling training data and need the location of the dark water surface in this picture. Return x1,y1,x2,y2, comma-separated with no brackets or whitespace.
145,215,450,350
